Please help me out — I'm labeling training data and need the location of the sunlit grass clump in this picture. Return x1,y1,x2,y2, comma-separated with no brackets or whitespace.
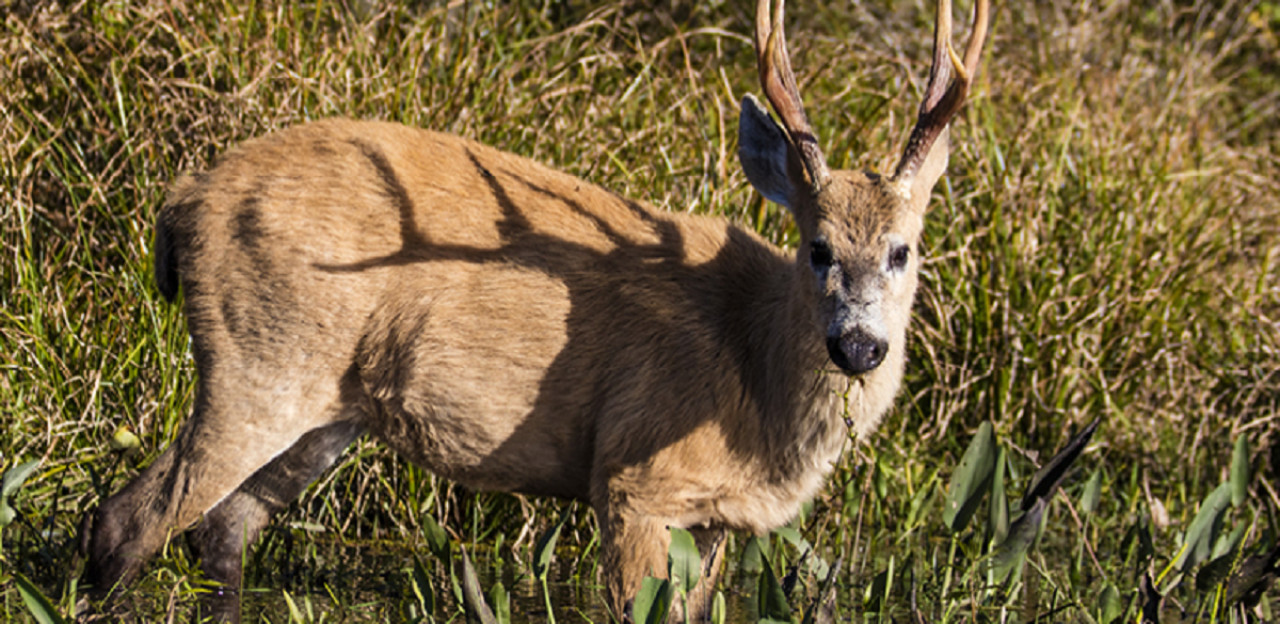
2,0,1277,622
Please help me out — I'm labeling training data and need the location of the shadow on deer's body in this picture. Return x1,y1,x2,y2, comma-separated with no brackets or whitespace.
80,0,989,621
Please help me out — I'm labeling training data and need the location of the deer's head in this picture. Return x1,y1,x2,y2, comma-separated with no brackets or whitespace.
740,0,989,376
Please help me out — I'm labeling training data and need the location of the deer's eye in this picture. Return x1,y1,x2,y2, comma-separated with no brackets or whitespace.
810,240,834,268
889,244,910,271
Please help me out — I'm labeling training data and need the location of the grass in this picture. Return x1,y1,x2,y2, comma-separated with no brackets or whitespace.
2,0,1278,621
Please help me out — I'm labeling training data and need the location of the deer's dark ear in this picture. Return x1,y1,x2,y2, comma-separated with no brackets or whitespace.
738,94,795,210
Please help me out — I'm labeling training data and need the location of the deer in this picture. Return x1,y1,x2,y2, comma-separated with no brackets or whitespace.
79,0,989,620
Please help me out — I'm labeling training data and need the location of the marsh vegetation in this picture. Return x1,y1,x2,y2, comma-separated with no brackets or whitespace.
2,0,1278,621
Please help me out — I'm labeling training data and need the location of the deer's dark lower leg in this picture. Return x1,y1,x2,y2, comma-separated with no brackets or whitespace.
187,420,363,623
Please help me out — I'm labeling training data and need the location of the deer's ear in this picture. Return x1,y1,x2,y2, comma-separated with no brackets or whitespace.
903,125,951,215
738,94,795,210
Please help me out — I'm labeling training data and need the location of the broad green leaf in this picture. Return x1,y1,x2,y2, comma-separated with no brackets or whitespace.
1019,418,1099,512
533,516,564,582
739,536,764,574
1231,435,1251,507
2,459,40,526
1196,550,1237,593
1,459,40,499
773,525,801,547
632,577,673,624
15,573,67,624
710,590,726,624
1173,482,1232,573
667,527,701,596
944,421,996,533
989,447,1009,543
774,525,829,579
1080,469,1102,516
421,513,450,561
458,549,497,624
450,570,465,611
757,553,791,622
410,555,435,615
1098,583,1121,624
1226,545,1280,605
490,582,510,624
991,497,1045,583
0,503,14,528
1212,523,1247,560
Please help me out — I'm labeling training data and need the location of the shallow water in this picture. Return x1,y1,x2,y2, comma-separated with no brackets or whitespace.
228,535,799,623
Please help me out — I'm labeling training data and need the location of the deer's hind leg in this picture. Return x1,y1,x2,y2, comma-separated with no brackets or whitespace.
186,418,364,623
80,366,367,610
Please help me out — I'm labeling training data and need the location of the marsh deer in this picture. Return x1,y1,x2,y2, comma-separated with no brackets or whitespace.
81,0,989,620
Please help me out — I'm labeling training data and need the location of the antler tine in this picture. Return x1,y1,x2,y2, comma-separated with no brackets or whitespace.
962,0,990,79
753,0,830,189
891,0,990,186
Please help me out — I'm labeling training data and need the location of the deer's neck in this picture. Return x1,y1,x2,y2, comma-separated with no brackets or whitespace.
730,250,851,482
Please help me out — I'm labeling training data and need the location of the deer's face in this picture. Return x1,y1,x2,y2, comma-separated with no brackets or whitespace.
804,173,923,376
737,92,938,379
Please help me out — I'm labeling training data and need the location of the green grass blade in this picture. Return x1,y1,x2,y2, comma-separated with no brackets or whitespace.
283,589,304,623
989,446,1009,544
1231,435,1251,508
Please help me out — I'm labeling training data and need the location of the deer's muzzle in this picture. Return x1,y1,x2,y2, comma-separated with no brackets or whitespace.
827,329,888,375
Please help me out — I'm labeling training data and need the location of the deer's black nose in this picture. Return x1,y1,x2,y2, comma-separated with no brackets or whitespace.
827,330,888,375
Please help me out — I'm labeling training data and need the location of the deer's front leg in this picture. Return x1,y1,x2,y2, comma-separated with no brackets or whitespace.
596,498,671,622
595,491,727,622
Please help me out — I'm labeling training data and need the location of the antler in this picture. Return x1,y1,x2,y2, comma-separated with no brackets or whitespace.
891,0,990,186
754,0,831,190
